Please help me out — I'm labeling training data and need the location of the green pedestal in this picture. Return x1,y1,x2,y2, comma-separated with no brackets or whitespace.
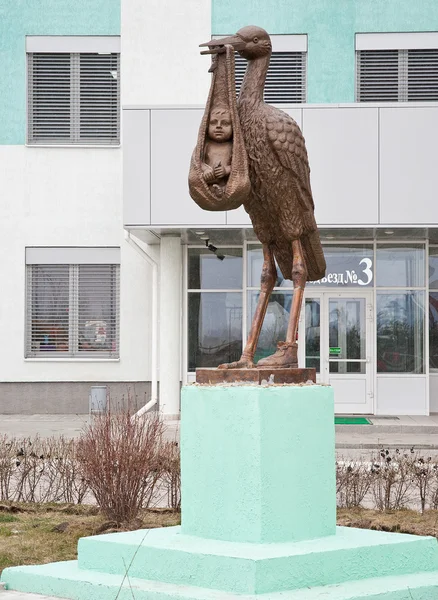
181,384,336,543
3,384,438,599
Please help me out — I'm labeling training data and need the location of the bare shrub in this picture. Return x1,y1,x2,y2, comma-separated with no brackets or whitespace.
427,463,438,510
410,455,435,514
371,449,414,511
1,436,89,504
160,441,181,510
76,411,165,524
0,435,18,500
336,459,347,503
337,460,373,508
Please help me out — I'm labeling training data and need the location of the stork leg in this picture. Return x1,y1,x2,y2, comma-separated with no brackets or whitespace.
218,243,276,369
286,239,308,343
257,239,307,369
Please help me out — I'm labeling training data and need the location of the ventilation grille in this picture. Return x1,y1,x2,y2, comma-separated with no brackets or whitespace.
27,52,120,145
235,52,307,103
26,264,120,357
356,49,438,102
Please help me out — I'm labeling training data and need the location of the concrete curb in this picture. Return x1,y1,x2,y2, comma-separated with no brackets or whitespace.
336,443,438,450
335,425,438,434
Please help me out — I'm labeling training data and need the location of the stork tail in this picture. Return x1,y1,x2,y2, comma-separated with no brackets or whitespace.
273,231,326,283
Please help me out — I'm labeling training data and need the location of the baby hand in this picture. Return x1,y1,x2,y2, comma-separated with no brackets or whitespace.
203,166,215,183
214,164,226,179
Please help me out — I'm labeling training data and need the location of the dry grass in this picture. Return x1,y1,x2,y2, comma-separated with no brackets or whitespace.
3,503,438,576
337,507,438,537
0,503,180,575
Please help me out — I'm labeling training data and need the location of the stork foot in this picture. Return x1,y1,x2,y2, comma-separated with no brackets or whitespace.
218,356,255,369
256,341,298,369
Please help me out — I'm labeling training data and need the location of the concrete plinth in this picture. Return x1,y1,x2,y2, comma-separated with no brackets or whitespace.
3,385,438,599
181,384,336,543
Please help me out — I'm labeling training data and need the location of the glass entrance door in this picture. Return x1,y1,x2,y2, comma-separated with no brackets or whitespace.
300,291,373,414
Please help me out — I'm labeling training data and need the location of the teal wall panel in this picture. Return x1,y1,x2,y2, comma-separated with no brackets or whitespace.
0,0,120,145
212,0,438,103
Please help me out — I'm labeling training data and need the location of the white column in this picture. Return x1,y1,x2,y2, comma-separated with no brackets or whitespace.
159,235,182,418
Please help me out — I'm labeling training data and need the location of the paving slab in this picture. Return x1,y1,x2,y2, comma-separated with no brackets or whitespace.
0,415,179,442
1,415,438,452
0,592,62,599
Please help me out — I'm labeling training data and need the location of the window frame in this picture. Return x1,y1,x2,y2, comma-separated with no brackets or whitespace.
355,32,438,103
26,36,120,147
25,247,120,360
186,246,244,372
185,239,428,379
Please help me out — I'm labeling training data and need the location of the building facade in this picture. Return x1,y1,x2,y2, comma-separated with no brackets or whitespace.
1,0,438,416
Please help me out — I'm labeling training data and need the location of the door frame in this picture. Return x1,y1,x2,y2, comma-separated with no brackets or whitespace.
299,289,374,414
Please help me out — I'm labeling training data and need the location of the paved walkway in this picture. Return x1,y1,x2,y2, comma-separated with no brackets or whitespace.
0,414,180,442
0,592,60,599
1,414,438,450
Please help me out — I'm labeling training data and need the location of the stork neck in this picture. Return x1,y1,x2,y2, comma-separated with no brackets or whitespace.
239,54,270,107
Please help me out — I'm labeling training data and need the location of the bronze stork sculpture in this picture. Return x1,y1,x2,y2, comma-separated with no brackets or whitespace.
190,25,326,372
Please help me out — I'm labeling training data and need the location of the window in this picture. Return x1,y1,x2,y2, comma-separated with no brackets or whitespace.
218,34,307,103
376,243,425,373
356,33,438,102
26,36,120,145
430,247,438,370
376,292,424,373
187,248,242,370
376,244,425,288
25,248,120,358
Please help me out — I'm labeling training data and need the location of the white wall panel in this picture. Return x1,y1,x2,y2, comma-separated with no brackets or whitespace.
121,0,210,106
123,109,150,226
376,376,428,415
380,107,438,225
302,107,379,226
150,109,226,226
124,104,438,228
430,375,438,413
0,146,152,383
226,205,251,225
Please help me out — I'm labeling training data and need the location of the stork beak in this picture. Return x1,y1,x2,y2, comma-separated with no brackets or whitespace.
200,34,245,55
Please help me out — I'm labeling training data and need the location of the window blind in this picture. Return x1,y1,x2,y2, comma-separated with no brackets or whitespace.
26,264,120,358
235,51,307,103
356,49,438,102
27,265,70,355
27,52,120,145
408,49,438,101
77,265,119,356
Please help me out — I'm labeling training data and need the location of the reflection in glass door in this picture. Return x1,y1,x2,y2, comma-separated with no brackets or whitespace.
305,298,320,373
302,292,373,414
329,298,366,374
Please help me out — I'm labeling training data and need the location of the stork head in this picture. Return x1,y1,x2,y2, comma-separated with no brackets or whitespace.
200,26,272,61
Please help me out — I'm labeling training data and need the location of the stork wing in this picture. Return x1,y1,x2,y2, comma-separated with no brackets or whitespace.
265,107,315,213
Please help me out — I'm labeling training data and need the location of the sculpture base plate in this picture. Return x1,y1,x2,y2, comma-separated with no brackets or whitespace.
195,367,316,385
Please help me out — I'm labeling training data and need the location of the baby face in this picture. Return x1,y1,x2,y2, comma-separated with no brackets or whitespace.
208,109,232,142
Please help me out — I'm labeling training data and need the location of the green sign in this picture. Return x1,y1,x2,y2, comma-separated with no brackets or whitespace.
329,347,341,355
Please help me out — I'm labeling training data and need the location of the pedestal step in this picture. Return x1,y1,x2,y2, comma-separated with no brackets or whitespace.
3,561,438,600
77,525,438,594
3,526,438,599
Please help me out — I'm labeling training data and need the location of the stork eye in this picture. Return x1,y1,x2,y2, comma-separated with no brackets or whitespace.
253,37,259,43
